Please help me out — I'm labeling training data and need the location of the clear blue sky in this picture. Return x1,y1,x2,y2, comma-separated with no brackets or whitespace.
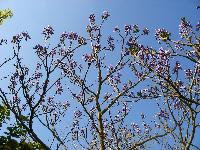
0,0,199,149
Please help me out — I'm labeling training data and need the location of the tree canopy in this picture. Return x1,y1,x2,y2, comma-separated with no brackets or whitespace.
0,5,199,150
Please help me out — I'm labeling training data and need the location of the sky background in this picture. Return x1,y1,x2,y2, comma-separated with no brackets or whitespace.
0,0,199,149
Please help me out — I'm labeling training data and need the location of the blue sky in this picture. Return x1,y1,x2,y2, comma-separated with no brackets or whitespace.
0,0,199,149
0,0,199,65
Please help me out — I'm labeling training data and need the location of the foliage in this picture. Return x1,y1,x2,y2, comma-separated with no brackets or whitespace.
0,9,199,150
0,9,13,25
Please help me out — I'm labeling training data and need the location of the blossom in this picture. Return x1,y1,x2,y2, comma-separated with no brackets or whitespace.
179,17,192,38
60,31,68,43
185,69,193,79
68,32,78,40
55,79,63,94
74,110,82,118
21,31,31,41
107,36,115,50
155,28,171,42
33,44,47,57
124,25,132,33
102,11,110,20
42,25,54,39
89,14,95,23
83,53,95,65
157,109,169,119
113,26,120,32
126,36,137,47
142,28,149,35
132,123,141,134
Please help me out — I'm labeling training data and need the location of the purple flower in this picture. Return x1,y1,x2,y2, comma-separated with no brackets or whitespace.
107,36,115,50
113,26,120,32
126,36,137,47
83,53,95,64
21,31,31,41
102,11,110,20
155,28,171,42
60,31,68,43
68,32,78,40
74,110,82,118
132,123,141,134
185,69,193,79
33,44,47,57
42,25,54,39
55,79,63,94
173,99,183,110
179,17,192,38
125,25,132,33
89,14,95,23
50,49,56,56
157,109,169,119
143,28,149,35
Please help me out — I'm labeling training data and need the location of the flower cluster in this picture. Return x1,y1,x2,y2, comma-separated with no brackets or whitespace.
74,110,82,118
173,99,183,110
89,14,95,23
33,44,47,57
55,79,63,94
68,32,78,40
185,69,193,79
83,53,95,65
113,26,120,33
101,11,110,20
179,17,192,38
11,31,31,44
9,72,19,93
143,122,151,134
142,28,149,35
132,123,141,134
60,31,68,43
125,25,132,34
42,25,54,40
157,109,169,119
155,28,171,42
63,101,70,109
107,36,115,50
21,31,31,41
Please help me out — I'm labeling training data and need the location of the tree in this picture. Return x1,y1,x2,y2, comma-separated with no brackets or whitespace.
0,10,199,150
